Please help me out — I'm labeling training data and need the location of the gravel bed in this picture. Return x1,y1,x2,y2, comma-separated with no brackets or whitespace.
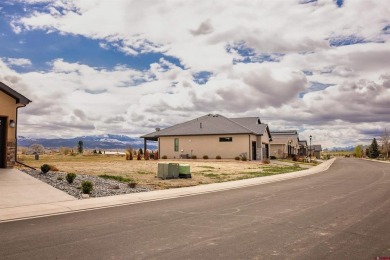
22,169,154,199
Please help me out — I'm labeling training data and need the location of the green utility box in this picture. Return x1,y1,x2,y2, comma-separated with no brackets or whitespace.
179,164,191,178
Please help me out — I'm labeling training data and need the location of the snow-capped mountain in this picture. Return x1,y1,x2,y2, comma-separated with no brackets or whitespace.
18,134,156,149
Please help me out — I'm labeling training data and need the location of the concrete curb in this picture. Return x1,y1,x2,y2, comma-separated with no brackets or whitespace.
0,158,336,223
360,158,390,164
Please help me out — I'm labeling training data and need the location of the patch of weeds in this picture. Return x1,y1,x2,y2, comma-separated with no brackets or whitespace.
57,176,64,181
199,166,215,169
137,171,154,175
98,174,134,183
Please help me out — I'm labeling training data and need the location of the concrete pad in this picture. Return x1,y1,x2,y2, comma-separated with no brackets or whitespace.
0,158,336,222
0,168,76,210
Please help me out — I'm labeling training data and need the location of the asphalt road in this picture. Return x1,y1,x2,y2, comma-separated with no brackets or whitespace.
1,158,389,260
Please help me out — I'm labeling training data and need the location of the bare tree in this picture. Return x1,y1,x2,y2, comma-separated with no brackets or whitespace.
29,144,45,154
381,128,389,159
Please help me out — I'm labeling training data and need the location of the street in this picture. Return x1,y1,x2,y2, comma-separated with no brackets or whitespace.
1,158,389,259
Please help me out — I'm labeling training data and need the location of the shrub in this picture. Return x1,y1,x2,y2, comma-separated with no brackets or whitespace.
144,150,150,160
137,153,141,160
57,176,63,181
49,165,59,171
128,182,137,188
154,151,159,160
162,155,168,159
270,156,276,160
191,155,197,159
81,180,93,194
203,155,209,159
234,156,240,160
41,164,50,174
241,156,247,161
216,155,221,160
66,173,77,184
262,159,270,164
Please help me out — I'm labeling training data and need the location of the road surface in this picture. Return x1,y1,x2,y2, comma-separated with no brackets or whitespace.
1,158,389,259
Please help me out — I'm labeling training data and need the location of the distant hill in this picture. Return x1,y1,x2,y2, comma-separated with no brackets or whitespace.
18,134,157,150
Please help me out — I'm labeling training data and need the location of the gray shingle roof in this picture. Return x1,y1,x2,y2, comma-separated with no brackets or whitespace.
311,145,322,151
141,114,271,138
0,82,31,105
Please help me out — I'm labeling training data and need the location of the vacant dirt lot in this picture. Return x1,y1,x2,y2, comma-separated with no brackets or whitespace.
18,153,304,189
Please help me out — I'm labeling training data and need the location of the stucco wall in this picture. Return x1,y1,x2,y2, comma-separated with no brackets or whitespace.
270,144,286,158
159,134,253,159
0,91,17,167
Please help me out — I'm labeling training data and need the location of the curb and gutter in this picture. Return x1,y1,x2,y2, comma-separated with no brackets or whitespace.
0,158,336,223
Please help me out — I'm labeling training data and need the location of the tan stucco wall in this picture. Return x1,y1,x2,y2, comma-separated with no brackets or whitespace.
159,134,253,159
270,144,286,158
0,91,18,167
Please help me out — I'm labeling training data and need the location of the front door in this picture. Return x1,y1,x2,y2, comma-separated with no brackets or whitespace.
0,117,7,168
252,141,256,160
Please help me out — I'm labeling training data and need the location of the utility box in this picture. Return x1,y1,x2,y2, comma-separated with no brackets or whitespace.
179,164,191,178
157,163,179,179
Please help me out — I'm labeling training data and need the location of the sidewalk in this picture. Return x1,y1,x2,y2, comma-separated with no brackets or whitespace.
0,158,336,223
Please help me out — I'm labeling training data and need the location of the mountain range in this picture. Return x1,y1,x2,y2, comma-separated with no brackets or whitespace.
18,134,157,150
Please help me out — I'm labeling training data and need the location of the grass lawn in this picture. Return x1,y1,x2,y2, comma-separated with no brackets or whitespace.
18,153,304,190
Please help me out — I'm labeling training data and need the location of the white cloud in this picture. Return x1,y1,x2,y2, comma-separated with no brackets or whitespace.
1,0,390,148
5,58,32,67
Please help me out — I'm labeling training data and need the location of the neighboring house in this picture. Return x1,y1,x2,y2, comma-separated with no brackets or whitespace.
141,114,272,161
298,140,308,156
0,82,31,168
309,145,322,159
269,130,299,159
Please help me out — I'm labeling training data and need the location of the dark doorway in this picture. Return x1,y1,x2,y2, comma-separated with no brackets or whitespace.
252,141,257,160
0,117,7,168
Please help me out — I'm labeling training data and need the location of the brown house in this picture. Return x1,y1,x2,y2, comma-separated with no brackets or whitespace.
0,82,31,168
142,114,272,161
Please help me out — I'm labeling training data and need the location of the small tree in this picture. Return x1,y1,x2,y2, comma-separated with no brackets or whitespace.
369,138,380,158
29,144,45,154
77,140,84,154
354,145,363,158
138,148,143,155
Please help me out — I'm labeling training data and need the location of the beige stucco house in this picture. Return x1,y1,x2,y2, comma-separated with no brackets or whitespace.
309,145,322,159
269,130,300,159
0,82,31,168
141,114,272,161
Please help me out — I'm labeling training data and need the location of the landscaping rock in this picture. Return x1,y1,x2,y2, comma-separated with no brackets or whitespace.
21,169,153,199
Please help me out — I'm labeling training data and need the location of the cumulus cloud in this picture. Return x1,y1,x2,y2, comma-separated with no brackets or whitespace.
5,58,32,67
1,0,390,147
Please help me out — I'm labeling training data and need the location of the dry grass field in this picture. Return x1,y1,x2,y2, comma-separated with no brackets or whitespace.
18,153,304,190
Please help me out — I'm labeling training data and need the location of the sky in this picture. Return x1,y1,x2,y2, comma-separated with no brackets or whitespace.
0,0,389,149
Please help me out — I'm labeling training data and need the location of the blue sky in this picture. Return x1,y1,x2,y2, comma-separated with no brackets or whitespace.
0,0,390,148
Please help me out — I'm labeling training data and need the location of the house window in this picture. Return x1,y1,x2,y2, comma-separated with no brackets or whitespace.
219,137,233,142
174,138,179,151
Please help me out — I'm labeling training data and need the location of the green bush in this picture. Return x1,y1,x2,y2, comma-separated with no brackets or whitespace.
241,156,247,161
81,180,93,194
234,156,240,160
57,176,63,181
66,173,77,184
191,155,197,159
41,164,50,174
203,155,209,159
